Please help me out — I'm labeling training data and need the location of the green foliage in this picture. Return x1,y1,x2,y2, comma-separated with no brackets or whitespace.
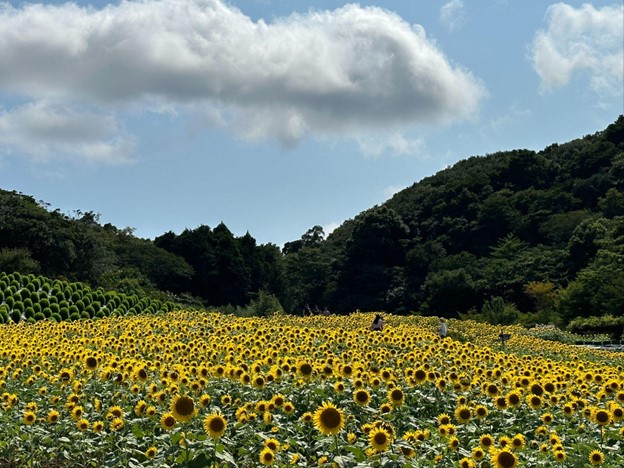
567,315,624,340
0,270,186,324
9,310,21,323
0,247,40,274
479,296,519,325
242,290,284,317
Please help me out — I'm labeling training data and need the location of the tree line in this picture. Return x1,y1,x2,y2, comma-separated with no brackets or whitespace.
1,115,623,326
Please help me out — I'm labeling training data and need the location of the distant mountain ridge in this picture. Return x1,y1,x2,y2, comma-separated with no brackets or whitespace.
287,115,624,320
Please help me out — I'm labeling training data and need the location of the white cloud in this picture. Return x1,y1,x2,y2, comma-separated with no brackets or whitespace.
0,101,135,164
530,3,624,94
0,0,485,155
322,221,341,236
357,133,425,158
440,0,466,31
488,103,532,131
383,184,409,200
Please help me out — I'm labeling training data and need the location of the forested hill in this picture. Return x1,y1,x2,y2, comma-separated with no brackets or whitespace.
284,116,624,322
1,116,623,324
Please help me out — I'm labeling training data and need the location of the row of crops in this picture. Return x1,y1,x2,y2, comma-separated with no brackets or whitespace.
0,271,177,324
0,310,623,467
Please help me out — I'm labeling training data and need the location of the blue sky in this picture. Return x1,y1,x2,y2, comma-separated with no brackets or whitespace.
0,0,622,247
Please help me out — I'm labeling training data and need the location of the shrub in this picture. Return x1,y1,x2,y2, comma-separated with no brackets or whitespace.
69,312,81,321
50,313,62,323
567,315,624,340
244,290,284,317
34,312,46,321
10,310,21,323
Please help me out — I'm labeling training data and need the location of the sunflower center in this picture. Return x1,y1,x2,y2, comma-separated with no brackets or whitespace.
320,408,341,429
374,432,387,444
210,417,225,432
175,397,194,416
497,451,516,468
86,357,97,368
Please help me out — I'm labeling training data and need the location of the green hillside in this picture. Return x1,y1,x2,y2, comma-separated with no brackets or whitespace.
284,116,624,323
1,116,623,328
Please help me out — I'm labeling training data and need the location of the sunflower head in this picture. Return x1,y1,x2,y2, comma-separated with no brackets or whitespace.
160,413,177,431
593,409,611,426
388,388,404,406
170,395,196,422
145,446,157,459
313,401,345,435
203,413,227,440
354,389,371,406
491,448,518,468
589,449,605,465
259,447,275,466
369,427,392,452
23,410,37,425
455,405,472,424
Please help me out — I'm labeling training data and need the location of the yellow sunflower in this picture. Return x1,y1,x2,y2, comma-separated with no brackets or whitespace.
77,418,90,431
264,438,280,452
479,434,495,450
388,388,404,407
170,395,196,422
459,458,476,468
259,447,275,466
589,449,605,465
353,389,371,406
46,410,60,424
145,446,157,459
474,405,488,419
454,405,472,424
84,356,98,371
592,408,611,426
23,410,36,425
369,427,392,452
491,448,518,468
472,447,485,460
203,413,227,440
313,401,345,435
110,417,124,431
297,362,314,379
160,413,177,431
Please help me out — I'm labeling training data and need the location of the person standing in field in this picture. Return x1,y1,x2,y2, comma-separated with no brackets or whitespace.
439,317,447,338
370,314,384,331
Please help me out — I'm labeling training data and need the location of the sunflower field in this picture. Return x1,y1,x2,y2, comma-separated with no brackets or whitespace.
0,310,623,467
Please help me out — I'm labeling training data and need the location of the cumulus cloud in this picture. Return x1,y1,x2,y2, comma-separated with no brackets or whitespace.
383,184,409,199
0,0,485,158
322,221,341,236
530,2,624,94
0,101,135,164
440,0,466,31
357,133,425,158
